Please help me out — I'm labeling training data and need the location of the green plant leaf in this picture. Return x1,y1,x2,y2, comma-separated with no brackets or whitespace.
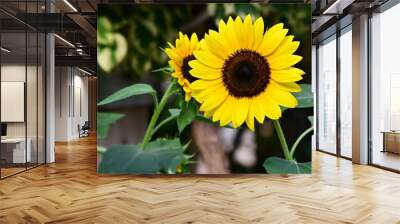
168,108,181,116
98,112,125,139
97,146,107,154
152,66,174,73
98,84,156,106
294,84,313,108
98,138,186,174
263,157,311,174
97,17,127,73
176,100,198,133
97,17,112,44
308,116,314,126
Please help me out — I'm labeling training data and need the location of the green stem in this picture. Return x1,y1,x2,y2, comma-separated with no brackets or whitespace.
151,93,159,107
141,80,176,150
151,114,178,136
272,119,293,161
290,127,314,158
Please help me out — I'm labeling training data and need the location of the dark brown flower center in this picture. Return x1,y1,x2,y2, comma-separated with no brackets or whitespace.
222,49,270,98
182,55,197,83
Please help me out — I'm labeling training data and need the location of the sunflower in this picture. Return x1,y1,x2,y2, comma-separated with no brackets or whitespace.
165,32,201,101
189,15,305,131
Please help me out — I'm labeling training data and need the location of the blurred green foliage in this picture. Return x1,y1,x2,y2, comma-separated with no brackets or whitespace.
98,17,128,73
98,5,194,79
98,4,311,82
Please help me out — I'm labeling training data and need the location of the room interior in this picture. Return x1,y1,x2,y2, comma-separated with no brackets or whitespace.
313,0,400,172
0,0,96,179
0,27,46,178
370,3,400,170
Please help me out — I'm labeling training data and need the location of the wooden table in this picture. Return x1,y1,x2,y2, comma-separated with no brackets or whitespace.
1,138,31,164
382,131,400,154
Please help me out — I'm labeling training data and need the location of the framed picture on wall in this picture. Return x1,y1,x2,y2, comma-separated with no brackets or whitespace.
97,3,313,175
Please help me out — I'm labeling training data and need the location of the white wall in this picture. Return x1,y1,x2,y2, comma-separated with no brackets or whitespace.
55,66,69,141
1,65,40,138
1,63,46,164
55,66,89,141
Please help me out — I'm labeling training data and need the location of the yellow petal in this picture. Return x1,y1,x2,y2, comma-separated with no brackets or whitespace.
190,78,222,90
272,35,300,57
258,23,288,56
193,50,224,69
273,81,302,92
203,108,216,118
203,30,231,59
271,68,304,82
199,87,228,111
185,93,191,102
171,71,180,78
226,16,242,50
189,60,222,80
267,83,298,108
190,33,199,52
212,102,225,122
272,67,305,76
220,97,235,126
263,96,282,120
168,60,181,71
243,15,254,49
253,17,264,49
233,16,247,49
193,82,225,103
253,94,266,124
183,34,190,51
175,34,188,57
220,17,240,51
268,54,302,70
232,98,249,128
165,48,182,63
246,99,255,131
190,68,221,80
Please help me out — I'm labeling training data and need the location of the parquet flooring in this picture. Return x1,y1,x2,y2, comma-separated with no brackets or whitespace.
1,135,400,223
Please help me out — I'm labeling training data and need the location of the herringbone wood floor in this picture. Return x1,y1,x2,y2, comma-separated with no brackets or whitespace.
1,135,400,224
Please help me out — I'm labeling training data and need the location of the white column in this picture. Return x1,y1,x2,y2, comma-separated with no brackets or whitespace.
312,45,317,150
46,1,55,163
352,14,369,164
46,33,55,163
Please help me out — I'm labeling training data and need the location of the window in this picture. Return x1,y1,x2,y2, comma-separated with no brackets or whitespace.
0,2,46,179
317,35,337,154
370,3,400,171
339,26,352,158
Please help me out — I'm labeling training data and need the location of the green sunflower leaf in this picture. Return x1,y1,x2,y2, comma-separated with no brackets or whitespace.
263,157,311,174
152,66,174,73
98,112,125,139
294,84,313,108
98,83,156,106
177,99,198,133
98,138,186,174
168,108,181,116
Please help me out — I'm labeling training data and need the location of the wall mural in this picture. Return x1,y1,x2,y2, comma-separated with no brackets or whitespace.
97,3,313,174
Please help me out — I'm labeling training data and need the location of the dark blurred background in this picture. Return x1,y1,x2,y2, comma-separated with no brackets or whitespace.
98,3,312,174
